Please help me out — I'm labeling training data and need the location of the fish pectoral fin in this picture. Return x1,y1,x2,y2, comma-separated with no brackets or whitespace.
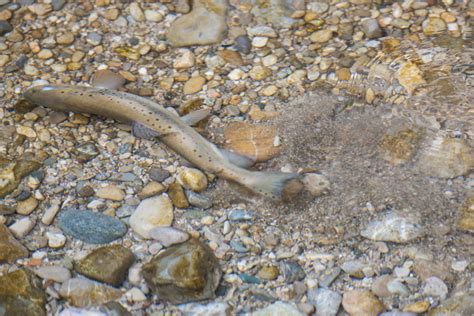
219,148,256,169
180,109,211,126
132,122,161,140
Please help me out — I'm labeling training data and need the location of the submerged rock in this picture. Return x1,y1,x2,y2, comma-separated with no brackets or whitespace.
308,288,342,316
361,210,423,243
457,196,474,233
129,195,174,239
379,129,423,165
416,135,473,178
58,209,127,244
75,245,135,286
178,301,231,315
142,238,221,304
167,0,228,47
252,301,304,316
428,294,474,315
342,290,385,316
59,278,122,308
0,269,47,316
0,223,29,263
0,156,41,198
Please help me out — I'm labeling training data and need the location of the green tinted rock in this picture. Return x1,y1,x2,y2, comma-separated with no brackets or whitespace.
75,245,135,287
142,238,221,304
0,156,41,198
0,223,29,264
0,269,46,316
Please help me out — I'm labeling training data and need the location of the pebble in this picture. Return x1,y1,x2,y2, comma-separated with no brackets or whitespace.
249,65,272,81
279,261,306,283
95,184,125,201
0,269,46,315
428,294,474,315
75,245,135,287
126,287,147,302
144,10,163,22
423,17,447,36
86,32,102,46
167,0,228,47
310,29,333,43
185,190,212,209
46,231,66,248
402,301,430,314
9,217,35,238
173,50,195,69
234,35,251,54
129,3,145,22
177,167,208,192
149,167,170,182
178,302,231,316
0,55,9,67
183,76,206,94
361,18,382,39
16,196,38,215
308,288,342,316
56,33,75,45
149,226,189,247
142,238,221,304
37,49,53,59
252,36,268,48
138,181,165,199
253,301,304,316
0,21,12,36
58,209,127,244
361,211,423,243
167,182,189,209
16,126,36,138
129,195,174,239
423,276,448,299
257,265,279,280
0,223,29,263
59,278,121,308
342,290,385,316
35,265,71,283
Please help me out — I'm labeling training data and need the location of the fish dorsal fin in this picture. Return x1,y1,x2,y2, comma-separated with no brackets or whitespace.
132,122,161,140
180,109,211,126
92,70,126,90
219,148,255,169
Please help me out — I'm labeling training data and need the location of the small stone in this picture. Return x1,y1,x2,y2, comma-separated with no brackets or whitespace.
129,195,174,239
403,301,429,314
396,62,426,94
372,275,395,297
75,142,99,161
174,50,195,69
35,265,71,283
342,290,385,316
46,231,66,248
167,0,228,47
75,245,135,286
96,184,125,201
279,261,306,283
185,190,212,209
16,126,36,138
341,261,366,278
138,181,165,199
248,26,277,38
0,269,46,316
183,76,206,94
428,294,474,315
9,217,36,238
0,223,29,263
252,36,268,48
0,55,9,67
168,182,189,209
58,209,127,244
257,265,279,280
144,10,163,22
178,302,231,315
177,167,208,192
0,21,12,36
127,287,147,302
59,278,121,308
387,279,410,296
37,49,53,59
92,70,126,90
16,196,38,215
224,122,281,162
228,69,245,81
129,3,145,21
253,301,304,316
310,29,333,43
423,277,448,299
308,288,342,316
86,32,102,46
103,8,120,20
234,35,251,54
413,259,454,282
56,33,75,45
142,238,221,304
217,50,243,67
149,167,170,182
249,65,272,80
361,211,423,243
28,3,52,15
201,215,214,225
423,17,447,36
149,226,189,247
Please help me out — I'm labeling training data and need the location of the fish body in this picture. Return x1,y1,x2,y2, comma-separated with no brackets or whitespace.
23,85,302,200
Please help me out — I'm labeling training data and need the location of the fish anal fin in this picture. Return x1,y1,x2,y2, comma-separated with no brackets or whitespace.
132,122,161,140
220,148,255,169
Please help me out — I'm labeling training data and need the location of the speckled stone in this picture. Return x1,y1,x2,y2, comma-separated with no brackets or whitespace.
0,223,29,263
142,238,221,304
75,245,135,286
58,209,127,244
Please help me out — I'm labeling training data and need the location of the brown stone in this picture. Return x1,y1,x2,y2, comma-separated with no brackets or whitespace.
224,122,281,162
168,182,189,209
217,50,244,66
0,223,29,264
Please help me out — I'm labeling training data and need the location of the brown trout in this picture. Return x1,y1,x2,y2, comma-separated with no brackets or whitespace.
23,85,303,200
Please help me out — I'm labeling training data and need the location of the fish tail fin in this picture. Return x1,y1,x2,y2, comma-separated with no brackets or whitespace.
243,171,304,201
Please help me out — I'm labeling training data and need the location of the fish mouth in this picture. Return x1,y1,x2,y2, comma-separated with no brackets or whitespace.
23,84,63,99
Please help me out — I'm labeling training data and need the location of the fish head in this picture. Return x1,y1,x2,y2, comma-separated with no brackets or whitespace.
23,85,72,107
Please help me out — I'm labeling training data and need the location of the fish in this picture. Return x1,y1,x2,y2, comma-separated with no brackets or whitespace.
23,85,303,201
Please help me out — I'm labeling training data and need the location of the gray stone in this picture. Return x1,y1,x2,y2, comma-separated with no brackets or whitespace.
185,190,212,209
361,211,424,243
149,226,189,247
35,266,71,283
308,288,342,316
58,209,127,244
361,18,383,39
234,35,251,54
0,21,12,36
